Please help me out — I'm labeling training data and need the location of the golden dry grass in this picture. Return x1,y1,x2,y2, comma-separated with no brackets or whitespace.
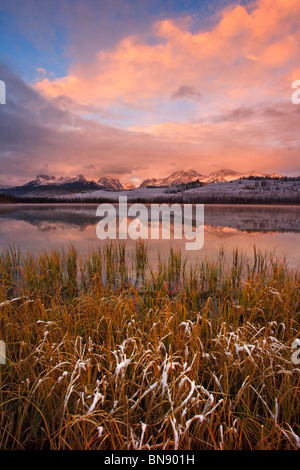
0,243,299,450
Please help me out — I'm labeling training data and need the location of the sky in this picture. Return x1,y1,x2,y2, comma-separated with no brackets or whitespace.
0,0,300,186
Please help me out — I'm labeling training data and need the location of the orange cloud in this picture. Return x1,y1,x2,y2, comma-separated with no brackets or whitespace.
29,0,300,179
35,0,300,111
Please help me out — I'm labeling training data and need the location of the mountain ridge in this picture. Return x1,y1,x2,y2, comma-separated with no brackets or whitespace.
139,169,204,187
0,169,284,197
23,174,124,191
139,169,283,187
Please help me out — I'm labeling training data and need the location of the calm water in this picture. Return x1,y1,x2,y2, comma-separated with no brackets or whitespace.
0,204,300,267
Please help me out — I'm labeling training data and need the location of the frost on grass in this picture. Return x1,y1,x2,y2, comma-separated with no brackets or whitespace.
0,245,299,449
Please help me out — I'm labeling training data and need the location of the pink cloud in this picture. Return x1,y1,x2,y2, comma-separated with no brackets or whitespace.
35,1,300,107
27,0,300,179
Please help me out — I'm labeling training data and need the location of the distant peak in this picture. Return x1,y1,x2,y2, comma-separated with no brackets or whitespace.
217,169,239,175
75,175,86,181
36,174,56,180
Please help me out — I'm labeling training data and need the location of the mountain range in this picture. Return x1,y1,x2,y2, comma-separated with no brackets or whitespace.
139,170,203,187
0,169,283,197
23,174,124,190
200,169,282,184
139,169,282,187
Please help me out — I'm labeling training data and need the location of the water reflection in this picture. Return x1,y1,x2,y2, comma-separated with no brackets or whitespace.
0,204,299,266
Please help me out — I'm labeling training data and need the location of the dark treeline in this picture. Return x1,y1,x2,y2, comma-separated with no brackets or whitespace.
0,194,113,204
130,194,300,205
179,193,300,205
1,193,300,205
242,175,300,181
166,179,205,193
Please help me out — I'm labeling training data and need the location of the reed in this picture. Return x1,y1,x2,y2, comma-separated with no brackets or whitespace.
0,243,299,450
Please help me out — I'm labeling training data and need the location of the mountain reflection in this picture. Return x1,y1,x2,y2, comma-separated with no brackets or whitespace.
0,204,299,235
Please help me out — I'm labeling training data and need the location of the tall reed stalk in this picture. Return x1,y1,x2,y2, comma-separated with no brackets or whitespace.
0,243,299,450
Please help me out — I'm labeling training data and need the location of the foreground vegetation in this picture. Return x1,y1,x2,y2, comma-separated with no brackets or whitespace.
0,243,299,450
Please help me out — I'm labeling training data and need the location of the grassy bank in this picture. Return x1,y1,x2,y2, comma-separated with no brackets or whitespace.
0,244,299,450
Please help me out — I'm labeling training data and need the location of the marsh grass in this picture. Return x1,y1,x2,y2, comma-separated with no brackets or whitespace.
0,242,299,450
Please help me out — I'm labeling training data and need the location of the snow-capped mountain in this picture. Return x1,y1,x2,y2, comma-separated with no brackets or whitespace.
163,170,204,186
201,169,283,184
97,177,124,190
139,169,283,187
123,182,137,190
24,174,88,187
139,170,203,187
22,174,124,190
2,174,124,196
201,169,242,183
139,178,162,188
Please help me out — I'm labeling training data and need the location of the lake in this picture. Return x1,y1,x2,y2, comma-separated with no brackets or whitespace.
0,203,300,268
